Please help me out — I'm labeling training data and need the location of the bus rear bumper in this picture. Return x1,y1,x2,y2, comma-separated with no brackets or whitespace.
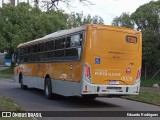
81,80,140,96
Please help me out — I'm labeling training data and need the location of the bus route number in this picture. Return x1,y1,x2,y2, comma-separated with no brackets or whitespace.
121,76,132,81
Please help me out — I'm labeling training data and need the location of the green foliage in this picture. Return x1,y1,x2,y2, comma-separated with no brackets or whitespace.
67,12,104,28
0,67,14,74
112,12,134,28
0,96,21,111
131,1,160,31
123,90,160,106
0,67,14,79
112,0,160,78
0,3,104,52
0,3,68,51
132,1,160,77
141,79,160,87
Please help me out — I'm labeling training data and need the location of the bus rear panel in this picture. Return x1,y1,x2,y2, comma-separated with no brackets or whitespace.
81,25,142,96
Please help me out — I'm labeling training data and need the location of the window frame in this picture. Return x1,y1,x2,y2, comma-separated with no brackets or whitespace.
17,30,85,64
64,31,84,62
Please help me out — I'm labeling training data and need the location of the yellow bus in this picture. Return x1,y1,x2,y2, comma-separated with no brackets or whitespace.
14,24,142,100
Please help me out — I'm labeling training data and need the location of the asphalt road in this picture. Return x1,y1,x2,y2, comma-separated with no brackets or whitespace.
0,78,159,120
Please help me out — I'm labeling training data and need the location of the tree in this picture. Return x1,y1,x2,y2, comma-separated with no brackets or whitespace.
0,3,102,51
111,0,160,78
132,1,160,77
0,3,68,51
112,12,134,29
67,12,104,28
48,0,93,10
132,1,160,30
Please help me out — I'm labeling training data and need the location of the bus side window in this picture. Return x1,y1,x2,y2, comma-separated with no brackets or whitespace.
54,38,65,61
37,43,43,62
28,46,30,54
23,46,30,62
66,36,71,48
20,48,24,63
45,40,54,51
15,48,20,64
65,48,79,60
43,40,54,61
37,43,45,52
65,33,83,60
37,44,41,52
54,50,64,60
79,33,83,46
30,45,37,62
71,34,81,47
55,38,65,49
31,45,37,53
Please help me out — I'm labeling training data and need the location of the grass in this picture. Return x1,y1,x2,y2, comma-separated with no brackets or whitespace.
0,67,14,79
0,70,33,120
123,90,160,106
0,96,21,111
0,96,33,120
141,79,160,87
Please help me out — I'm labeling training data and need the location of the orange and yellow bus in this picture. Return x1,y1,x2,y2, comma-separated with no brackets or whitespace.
14,24,142,100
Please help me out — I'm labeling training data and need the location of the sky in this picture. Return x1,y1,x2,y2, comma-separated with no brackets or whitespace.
0,0,157,25
60,0,156,25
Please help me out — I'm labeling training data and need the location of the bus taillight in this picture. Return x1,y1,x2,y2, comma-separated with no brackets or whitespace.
136,69,141,80
135,69,141,84
84,65,91,81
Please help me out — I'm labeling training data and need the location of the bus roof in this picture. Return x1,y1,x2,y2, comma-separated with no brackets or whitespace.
17,25,86,48
17,24,138,48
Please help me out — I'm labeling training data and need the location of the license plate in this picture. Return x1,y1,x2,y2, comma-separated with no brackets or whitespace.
109,80,119,85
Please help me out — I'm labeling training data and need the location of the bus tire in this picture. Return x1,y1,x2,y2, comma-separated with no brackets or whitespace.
44,78,53,99
20,76,28,90
82,95,97,100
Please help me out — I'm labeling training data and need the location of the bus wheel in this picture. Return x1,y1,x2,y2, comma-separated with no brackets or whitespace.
20,77,28,90
82,95,97,100
44,78,53,99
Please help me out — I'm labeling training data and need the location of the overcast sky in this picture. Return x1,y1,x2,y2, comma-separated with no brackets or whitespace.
0,0,157,24
60,0,156,25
